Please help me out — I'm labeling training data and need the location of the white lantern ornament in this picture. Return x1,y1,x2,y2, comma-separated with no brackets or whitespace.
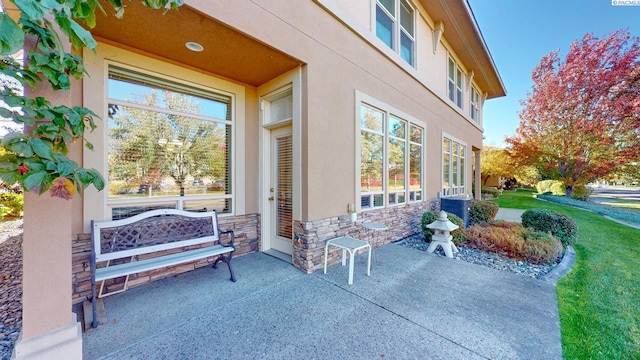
425,210,459,258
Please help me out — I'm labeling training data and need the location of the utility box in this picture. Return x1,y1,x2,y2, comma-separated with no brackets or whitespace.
440,197,471,227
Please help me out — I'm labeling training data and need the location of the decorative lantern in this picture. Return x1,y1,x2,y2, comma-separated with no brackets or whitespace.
425,210,459,258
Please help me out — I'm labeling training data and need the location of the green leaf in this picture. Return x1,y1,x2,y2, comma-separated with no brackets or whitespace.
2,132,25,147
68,18,97,49
29,138,55,160
13,0,47,21
57,160,75,177
11,141,33,157
23,171,47,191
0,13,24,55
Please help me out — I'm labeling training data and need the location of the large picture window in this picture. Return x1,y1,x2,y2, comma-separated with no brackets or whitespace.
442,137,466,197
360,102,423,210
106,66,233,219
375,0,415,66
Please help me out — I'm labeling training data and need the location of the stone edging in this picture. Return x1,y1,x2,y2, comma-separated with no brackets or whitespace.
541,245,575,285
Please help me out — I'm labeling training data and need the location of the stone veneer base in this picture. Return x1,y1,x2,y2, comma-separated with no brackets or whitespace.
293,200,438,273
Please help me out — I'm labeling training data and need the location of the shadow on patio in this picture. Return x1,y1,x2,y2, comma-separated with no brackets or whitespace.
83,244,562,359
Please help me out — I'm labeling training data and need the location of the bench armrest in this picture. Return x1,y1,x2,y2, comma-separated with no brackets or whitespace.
218,228,235,248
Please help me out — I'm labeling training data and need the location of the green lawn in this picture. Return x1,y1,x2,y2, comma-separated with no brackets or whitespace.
492,190,640,359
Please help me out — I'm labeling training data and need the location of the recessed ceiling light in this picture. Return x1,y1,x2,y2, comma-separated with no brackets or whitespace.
185,41,204,52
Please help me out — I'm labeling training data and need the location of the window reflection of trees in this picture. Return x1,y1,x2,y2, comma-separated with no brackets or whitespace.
108,88,229,198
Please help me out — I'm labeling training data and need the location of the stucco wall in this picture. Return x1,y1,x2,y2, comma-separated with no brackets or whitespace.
184,0,483,222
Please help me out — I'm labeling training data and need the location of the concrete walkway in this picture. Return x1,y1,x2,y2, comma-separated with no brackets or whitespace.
495,208,526,223
83,244,562,359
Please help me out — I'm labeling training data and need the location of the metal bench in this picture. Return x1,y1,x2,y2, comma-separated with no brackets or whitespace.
89,209,236,328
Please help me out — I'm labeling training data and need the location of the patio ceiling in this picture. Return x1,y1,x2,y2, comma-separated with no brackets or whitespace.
418,0,507,99
88,2,303,87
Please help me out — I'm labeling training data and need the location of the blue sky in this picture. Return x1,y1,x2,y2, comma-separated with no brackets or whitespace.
467,0,640,147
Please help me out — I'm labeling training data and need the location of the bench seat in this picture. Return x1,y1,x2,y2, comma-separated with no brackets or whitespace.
95,243,233,282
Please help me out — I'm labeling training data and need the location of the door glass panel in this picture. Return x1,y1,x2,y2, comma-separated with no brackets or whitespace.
276,135,293,239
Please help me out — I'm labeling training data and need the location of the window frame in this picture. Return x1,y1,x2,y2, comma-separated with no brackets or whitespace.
441,134,467,197
104,64,235,219
82,43,246,227
357,92,425,212
447,55,464,109
375,0,416,67
470,86,481,123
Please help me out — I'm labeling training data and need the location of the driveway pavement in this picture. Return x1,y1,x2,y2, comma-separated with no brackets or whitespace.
83,244,562,359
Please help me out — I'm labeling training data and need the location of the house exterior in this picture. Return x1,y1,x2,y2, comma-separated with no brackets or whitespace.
7,0,505,358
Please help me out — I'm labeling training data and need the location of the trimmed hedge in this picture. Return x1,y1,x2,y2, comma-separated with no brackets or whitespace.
421,211,466,245
469,199,499,225
536,180,565,195
537,194,640,226
481,187,501,199
466,221,563,264
521,209,578,247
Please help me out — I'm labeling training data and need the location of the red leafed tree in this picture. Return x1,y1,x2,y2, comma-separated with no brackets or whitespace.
508,29,640,197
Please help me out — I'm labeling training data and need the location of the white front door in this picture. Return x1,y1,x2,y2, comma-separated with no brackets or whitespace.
269,126,293,255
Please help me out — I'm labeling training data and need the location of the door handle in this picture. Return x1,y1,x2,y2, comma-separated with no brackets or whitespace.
268,196,274,201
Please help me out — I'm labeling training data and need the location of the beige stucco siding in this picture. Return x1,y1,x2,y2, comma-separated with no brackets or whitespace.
182,0,484,221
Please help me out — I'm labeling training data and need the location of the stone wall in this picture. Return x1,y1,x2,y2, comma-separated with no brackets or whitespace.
71,214,260,305
292,199,438,273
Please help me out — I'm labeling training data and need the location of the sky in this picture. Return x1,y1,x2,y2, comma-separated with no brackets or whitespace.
467,0,640,147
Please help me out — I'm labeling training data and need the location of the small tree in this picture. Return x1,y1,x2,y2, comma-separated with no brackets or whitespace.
0,0,183,199
508,30,640,197
480,146,512,187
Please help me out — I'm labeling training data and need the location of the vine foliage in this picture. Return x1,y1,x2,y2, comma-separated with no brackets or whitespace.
0,0,183,199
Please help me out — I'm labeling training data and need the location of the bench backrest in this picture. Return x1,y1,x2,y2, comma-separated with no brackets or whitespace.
91,209,220,263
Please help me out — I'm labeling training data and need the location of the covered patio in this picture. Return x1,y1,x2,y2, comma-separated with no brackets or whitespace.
82,244,562,359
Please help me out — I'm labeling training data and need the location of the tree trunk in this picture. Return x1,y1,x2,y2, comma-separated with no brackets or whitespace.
565,184,573,197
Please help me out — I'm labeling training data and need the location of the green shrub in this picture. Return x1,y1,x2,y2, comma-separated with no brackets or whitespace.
481,187,501,199
466,221,563,264
521,209,578,247
0,193,23,218
570,184,592,201
421,211,466,245
536,180,565,195
469,199,499,225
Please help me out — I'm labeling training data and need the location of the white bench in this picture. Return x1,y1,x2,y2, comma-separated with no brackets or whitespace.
89,209,235,328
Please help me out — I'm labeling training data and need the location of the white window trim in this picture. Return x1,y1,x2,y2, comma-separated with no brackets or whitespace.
470,85,481,124
82,43,246,231
441,132,468,198
374,0,416,67
447,54,464,110
355,91,426,212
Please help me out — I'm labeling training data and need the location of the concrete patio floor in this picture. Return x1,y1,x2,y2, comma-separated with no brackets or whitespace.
83,243,562,359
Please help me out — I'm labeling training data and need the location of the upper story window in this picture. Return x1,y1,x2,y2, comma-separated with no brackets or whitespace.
360,101,424,210
470,86,481,123
107,66,233,219
448,56,463,109
376,0,415,66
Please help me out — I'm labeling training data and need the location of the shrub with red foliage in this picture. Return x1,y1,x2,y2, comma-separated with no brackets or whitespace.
465,221,562,264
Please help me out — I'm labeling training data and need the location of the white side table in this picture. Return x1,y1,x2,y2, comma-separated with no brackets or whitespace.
324,236,371,285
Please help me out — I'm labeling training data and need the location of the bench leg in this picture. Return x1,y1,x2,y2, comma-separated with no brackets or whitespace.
91,278,98,329
213,254,236,282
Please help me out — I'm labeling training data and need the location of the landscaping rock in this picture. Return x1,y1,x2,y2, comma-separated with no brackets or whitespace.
0,219,23,360
395,233,560,279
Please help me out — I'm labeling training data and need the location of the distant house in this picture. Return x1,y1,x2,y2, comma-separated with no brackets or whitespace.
7,1,505,358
